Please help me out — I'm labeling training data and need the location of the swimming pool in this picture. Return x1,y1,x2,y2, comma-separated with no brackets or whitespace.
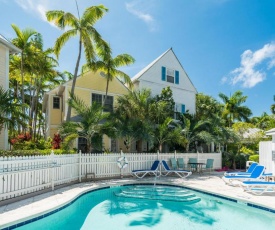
4,184,275,230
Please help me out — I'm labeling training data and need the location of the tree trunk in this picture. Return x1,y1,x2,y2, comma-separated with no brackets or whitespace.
66,38,82,122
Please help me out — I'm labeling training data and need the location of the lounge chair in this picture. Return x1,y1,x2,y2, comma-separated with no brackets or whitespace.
177,158,185,169
132,160,160,178
224,162,258,176
241,181,275,195
222,165,265,186
170,158,177,169
161,160,192,178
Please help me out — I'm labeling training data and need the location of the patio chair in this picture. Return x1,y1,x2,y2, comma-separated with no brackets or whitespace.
132,160,161,178
161,160,192,178
203,159,214,174
224,162,258,176
170,158,177,169
188,158,197,172
222,165,265,186
177,158,185,169
241,181,275,195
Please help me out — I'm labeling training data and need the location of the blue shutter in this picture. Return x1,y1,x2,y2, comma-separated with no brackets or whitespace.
181,104,185,113
161,66,166,81
175,70,179,84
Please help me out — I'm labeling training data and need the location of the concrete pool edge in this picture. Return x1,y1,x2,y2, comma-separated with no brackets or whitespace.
1,177,275,229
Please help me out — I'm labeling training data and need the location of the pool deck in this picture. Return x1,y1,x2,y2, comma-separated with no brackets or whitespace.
1,171,275,228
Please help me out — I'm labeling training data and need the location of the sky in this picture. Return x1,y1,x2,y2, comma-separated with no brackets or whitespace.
1,0,275,117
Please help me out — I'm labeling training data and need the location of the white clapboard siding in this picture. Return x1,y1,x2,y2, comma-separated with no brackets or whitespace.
0,152,222,201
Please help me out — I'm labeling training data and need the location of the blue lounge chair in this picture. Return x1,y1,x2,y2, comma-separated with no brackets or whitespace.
241,181,275,195
161,160,192,178
222,165,265,186
224,162,258,176
132,160,160,178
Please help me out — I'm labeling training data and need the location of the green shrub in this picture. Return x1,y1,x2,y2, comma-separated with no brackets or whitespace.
249,154,259,163
0,149,76,157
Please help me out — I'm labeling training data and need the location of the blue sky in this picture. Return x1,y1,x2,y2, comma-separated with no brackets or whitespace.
1,0,275,117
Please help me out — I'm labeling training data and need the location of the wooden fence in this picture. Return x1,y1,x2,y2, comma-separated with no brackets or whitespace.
0,151,221,201
259,141,275,175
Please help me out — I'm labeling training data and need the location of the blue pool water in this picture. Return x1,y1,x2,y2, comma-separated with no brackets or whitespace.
10,185,275,230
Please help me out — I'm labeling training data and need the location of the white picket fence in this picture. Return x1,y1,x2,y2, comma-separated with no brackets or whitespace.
0,152,221,201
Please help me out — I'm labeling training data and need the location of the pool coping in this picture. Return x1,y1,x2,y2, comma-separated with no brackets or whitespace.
1,179,275,229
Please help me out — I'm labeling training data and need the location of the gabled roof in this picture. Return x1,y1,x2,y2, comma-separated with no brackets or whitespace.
0,34,21,53
131,47,197,93
131,48,171,82
242,128,262,138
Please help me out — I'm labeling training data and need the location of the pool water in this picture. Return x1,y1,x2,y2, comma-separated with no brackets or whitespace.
14,185,275,230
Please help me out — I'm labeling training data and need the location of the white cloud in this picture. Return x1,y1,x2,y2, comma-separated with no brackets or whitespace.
125,1,158,32
227,43,275,88
15,0,49,21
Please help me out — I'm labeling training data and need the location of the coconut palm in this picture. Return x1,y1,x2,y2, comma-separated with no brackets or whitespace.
11,24,38,105
46,4,108,121
218,91,252,127
83,42,134,104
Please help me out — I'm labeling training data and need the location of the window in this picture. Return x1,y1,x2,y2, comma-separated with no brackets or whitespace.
53,97,60,109
174,103,185,119
161,66,179,84
92,93,113,112
166,69,175,83
103,95,114,112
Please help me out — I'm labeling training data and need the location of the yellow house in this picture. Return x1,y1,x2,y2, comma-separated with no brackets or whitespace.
42,70,130,152
0,34,21,150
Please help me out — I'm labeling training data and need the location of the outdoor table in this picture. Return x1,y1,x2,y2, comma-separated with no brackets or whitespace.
188,162,206,174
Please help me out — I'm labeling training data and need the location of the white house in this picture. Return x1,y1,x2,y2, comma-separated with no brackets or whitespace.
0,34,21,150
131,48,197,115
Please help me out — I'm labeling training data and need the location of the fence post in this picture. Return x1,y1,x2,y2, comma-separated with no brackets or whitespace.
50,150,55,191
120,149,123,178
174,150,177,158
157,150,159,160
79,150,82,182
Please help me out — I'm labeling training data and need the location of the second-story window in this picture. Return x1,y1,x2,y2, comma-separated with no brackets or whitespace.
92,93,113,112
166,68,175,83
53,97,60,109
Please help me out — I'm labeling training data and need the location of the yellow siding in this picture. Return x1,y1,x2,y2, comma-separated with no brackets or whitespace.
0,46,7,88
102,135,110,151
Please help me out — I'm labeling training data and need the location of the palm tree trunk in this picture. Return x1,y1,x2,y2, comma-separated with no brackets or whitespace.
66,39,82,122
103,78,110,106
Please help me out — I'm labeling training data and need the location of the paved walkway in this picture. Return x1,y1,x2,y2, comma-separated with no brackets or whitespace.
0,172,275,228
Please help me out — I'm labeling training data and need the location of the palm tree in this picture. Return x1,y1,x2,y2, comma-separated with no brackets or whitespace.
83,42,135,104
178,114,214,152
11,24,38,105
0,86,28,134
112,89,153,152
59,93,112,152
46,4,108,122
218,91,252,127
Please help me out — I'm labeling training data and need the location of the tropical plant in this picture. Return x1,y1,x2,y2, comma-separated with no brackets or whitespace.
83,42,134,104
46,4,108,121
218,90,252,127
11,24,38,105
58,93,113,152
0,86,28,134
178,114,214,152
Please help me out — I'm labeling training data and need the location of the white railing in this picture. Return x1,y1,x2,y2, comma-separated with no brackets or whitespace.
0,151,221,201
